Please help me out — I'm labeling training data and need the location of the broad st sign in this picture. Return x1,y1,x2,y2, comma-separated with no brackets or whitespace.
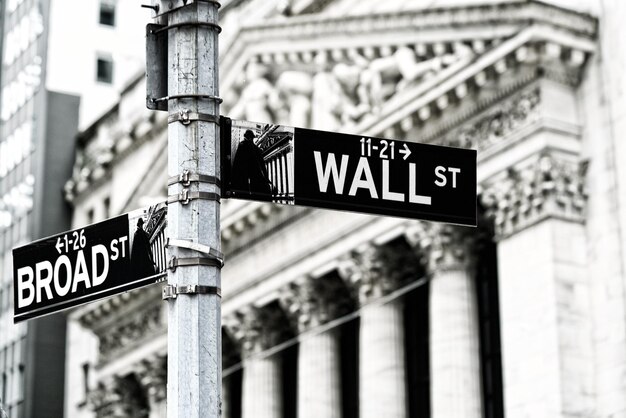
12,203,168,322
222,118,476,226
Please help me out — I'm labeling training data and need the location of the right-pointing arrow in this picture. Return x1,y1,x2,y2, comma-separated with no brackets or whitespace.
399,143,412,160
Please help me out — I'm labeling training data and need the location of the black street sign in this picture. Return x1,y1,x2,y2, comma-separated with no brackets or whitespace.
12,202,168,322
222,118,477,226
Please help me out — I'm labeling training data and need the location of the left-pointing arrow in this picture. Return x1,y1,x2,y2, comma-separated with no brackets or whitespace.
55,237,63,254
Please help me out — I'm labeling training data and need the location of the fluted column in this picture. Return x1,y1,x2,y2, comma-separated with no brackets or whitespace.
224,306,291,418
407,223,483,418
279,276,351,418
339,244,407,418
481,154,592,417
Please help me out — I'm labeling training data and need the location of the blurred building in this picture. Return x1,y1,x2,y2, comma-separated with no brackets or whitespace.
0,0,146,417
62,0,626,418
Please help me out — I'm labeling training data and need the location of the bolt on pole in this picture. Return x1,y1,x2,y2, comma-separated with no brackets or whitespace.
160,1,222,417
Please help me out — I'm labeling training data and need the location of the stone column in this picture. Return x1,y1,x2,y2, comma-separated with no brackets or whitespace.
279,276,351,418
338,243,407,418
406,223,483,418
224,306,291,418
136,354,167,418
481,154,592,417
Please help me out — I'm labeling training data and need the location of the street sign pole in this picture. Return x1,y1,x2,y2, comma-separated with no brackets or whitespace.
162,1,221,417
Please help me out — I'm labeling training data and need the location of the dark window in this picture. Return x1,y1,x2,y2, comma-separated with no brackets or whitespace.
96,57,113,84
99,1,115,26
82,363,90,399
103,197,110,219
86,208,94,225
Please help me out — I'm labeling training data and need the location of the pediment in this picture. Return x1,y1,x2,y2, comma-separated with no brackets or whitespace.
220,0,597,144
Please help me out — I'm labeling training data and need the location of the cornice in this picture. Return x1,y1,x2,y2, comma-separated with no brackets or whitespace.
78,282,162,332
221,0,596,93
356,25,593,141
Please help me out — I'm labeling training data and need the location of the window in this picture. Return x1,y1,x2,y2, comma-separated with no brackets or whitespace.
99,1,116,26
96,56,113,84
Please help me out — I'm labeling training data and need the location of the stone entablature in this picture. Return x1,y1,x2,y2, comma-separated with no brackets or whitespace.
221,1,596,141
78,285,166,365
63,2,597,246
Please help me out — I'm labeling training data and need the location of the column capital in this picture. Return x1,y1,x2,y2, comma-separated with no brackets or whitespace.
480,153,587,240
405,222,476,273
279,275,352,333
224,305,292,358
135,354,167,406
337,242,418,305
87,374,147,418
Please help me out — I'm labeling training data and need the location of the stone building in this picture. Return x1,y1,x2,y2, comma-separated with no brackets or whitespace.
63,0,626,417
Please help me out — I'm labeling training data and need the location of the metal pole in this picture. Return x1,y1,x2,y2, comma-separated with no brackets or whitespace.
164,1,221,417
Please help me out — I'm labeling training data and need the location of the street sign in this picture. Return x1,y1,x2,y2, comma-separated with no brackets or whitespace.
221,118,477,226
12,202,168,322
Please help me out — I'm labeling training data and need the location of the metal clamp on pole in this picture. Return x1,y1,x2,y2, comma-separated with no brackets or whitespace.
151,94,223,105
169,109,220,125
166,238,224,265
168,256,224,270
167,189,220,205
168,169,221,188
162,284,221,300
151,0,221,19
151,21,222,35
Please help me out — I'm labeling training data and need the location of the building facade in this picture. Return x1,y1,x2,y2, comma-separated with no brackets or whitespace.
63,0,626,417
0,0,147,416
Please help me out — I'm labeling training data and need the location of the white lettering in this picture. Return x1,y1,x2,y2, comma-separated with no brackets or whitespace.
53,255,72,297
349,157,378,198
409,163,432,205
17,266,34,308
110,239,119,261
382,160,405,202
449,167,460,188
118,236,128,258
71,250,91,293
434,166,447,187
313,151,349,194
92,244,109,287
35,260,53,303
